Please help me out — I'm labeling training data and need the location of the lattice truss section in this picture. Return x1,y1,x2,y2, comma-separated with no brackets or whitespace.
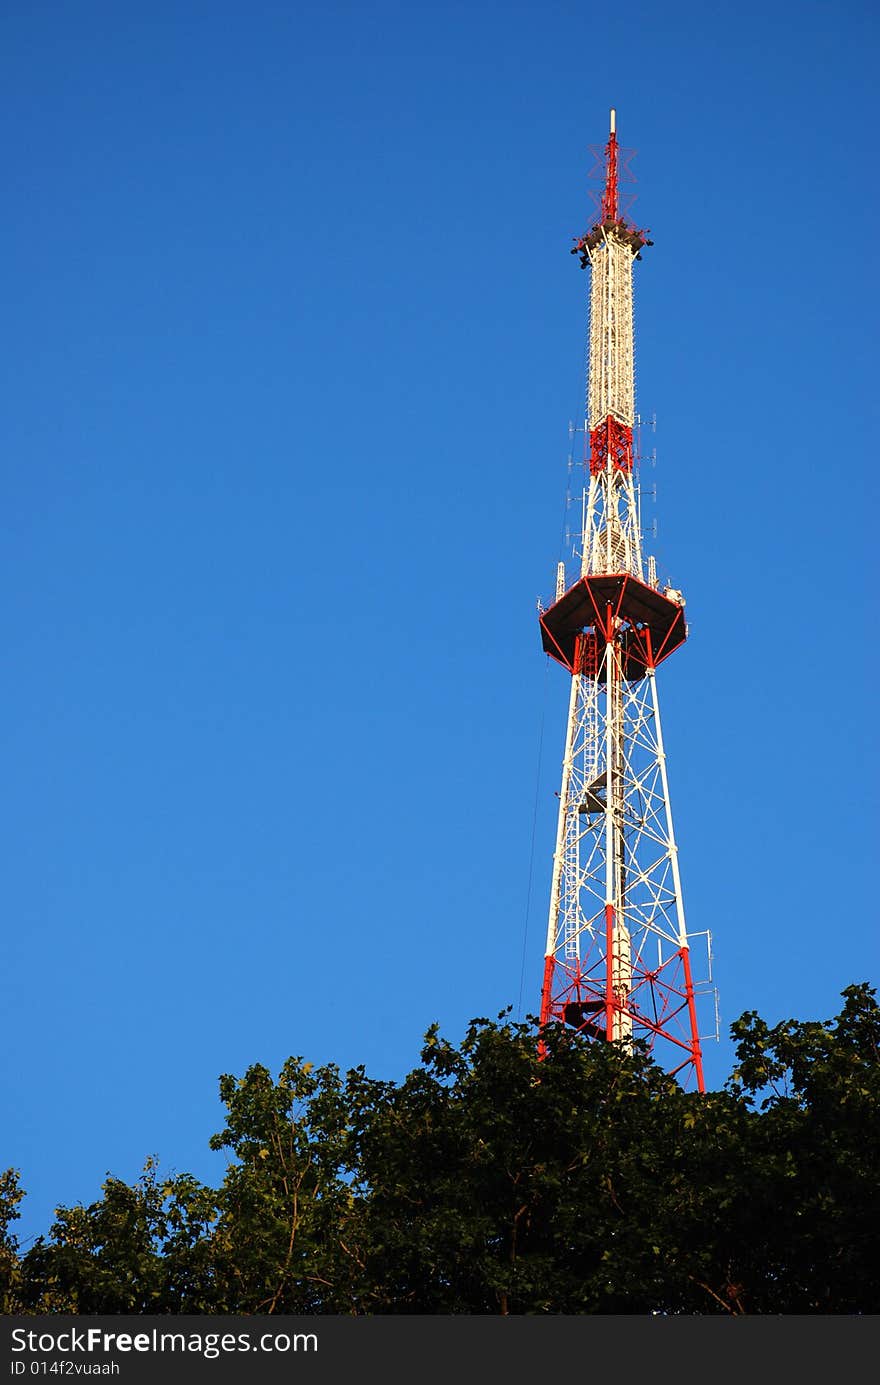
581,468,644,579
552,664,680,963
546,650,713,1060
587,233,635,431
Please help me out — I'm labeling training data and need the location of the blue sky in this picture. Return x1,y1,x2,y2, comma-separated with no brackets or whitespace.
2,0,877,1244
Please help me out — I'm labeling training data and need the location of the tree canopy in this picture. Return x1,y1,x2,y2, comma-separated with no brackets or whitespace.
3,983,878,1315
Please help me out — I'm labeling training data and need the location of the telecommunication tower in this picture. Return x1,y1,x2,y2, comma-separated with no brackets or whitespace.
537,110,715,1090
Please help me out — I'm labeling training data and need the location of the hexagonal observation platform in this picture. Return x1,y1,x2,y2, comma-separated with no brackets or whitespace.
539,573,686,679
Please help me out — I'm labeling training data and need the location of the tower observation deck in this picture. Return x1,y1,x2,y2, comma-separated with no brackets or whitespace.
538,110,715,1090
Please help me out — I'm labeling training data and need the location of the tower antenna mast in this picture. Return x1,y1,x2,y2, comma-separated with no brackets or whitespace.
537,110,715,1089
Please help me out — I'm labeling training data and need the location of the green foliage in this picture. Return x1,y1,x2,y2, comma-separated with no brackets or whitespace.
206,1057,357,1312
346,1014,682,1313
0,1167,25,1313
17,1159,219,1314
8,985,880,1314
721,983,880,1311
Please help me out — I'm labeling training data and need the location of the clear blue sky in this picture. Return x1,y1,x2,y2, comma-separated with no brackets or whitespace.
2,0,877,1244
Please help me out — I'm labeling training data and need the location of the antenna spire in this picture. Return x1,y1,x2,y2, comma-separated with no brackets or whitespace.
601,107,619,224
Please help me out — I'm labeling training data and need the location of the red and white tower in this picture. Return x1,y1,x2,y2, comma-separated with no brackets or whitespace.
538,110,715,1090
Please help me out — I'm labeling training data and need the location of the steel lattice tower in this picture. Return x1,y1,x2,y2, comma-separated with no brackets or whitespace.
538,110,714,1090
